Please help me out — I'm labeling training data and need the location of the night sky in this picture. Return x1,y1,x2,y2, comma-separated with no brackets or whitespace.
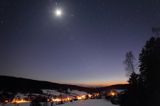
1,0,160,86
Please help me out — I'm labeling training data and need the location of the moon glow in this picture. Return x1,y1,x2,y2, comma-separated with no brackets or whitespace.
55,8,63,17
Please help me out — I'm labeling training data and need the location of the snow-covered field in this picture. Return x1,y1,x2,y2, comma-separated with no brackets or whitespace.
0,99,117,106
60,99,117,106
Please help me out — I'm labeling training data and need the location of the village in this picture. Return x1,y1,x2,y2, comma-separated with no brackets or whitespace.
0,89,124,106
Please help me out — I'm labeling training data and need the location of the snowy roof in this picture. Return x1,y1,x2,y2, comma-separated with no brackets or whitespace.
114,89,126,93
15,93,28,98
42,89,61,95
69,90,87,95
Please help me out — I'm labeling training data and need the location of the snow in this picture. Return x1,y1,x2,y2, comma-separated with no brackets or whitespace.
0,103,30,106
1,99,117,106
114,89,125,93
59,99,117,106
15,93,28,98
42,89,87,96
69,90,87,95
42,89,61,95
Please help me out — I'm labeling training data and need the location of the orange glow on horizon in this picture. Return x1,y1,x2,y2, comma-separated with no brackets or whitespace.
76,80,128,87
49,79,128,87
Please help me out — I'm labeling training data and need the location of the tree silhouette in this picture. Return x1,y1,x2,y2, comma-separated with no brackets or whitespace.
120,36,160,106
139,37,160,106
123,51,136,77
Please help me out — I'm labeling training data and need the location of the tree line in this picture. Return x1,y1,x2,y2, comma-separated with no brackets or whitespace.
120,36,160,106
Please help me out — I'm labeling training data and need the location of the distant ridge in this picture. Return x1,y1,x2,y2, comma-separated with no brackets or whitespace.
98,84,128,91
0,75,94,93
0,75,128,93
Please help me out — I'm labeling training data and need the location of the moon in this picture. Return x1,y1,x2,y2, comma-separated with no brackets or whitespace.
54,8,63,17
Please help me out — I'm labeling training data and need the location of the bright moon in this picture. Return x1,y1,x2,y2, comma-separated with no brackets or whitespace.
55,9,62,17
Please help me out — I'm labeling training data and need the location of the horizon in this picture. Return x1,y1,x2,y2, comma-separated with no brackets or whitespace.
1,0,160,86
0,75,128,87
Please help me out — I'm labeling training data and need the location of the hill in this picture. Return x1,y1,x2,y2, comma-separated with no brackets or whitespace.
0,75,94,94
98,84,128,91
0,75,128,94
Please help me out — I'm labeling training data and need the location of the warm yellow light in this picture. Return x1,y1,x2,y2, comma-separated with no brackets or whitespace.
11,98,30,104
51,98,61,102
81,95,86,98
77,96,82,100
111,92,115,96
67,97,71,101
5,100,9,103
88,94,92,98
77,95,86,100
